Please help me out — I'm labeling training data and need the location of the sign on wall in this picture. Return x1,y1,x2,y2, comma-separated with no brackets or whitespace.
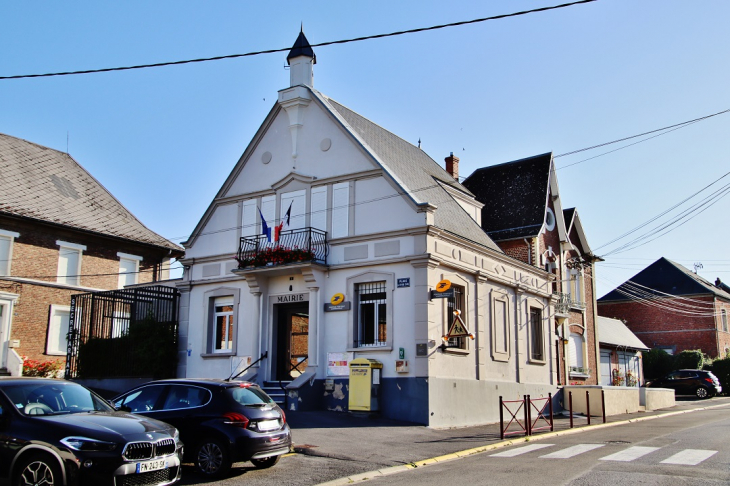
327,352,353,376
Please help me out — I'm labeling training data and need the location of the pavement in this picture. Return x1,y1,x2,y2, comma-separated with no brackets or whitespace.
285,396,730,486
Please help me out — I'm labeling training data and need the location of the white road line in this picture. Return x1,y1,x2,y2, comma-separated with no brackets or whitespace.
599,446,660,462
489,444,555,457
540,444,606,459
660,449,718,465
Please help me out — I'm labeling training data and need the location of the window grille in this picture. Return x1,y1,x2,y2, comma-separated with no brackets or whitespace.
447,285,466,348
355,281,387,347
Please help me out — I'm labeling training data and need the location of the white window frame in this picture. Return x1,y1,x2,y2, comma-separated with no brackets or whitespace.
56,241,86,286
722,309,728,333
568,332,588,376
47,305,71,356
0,230,20,277
202,287,240,357
117,252,143,288
347,271,394,351
527,304,546,363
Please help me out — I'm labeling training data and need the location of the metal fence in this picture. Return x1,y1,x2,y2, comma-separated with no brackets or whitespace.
65,285,180,379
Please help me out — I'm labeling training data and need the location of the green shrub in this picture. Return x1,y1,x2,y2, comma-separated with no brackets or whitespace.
673,350,705,370
77,315,177,379
642,348,675,381
709,357,730,396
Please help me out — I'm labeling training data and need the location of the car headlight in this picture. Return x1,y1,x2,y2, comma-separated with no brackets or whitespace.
61,436,117,452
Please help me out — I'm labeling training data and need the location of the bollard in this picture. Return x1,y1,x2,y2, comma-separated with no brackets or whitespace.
499,396,504,440
527,395,532,435
523,395,529,436
569,391,573,428
586,390,591,425
602,389,607,423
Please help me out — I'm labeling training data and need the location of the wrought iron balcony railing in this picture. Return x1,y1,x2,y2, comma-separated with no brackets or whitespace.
553,291,586,314
236,227,327,269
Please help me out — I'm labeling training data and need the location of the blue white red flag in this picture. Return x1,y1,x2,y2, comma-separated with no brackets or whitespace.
258,207,272,242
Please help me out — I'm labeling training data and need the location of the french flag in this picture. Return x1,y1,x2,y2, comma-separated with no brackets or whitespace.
275,202,293,242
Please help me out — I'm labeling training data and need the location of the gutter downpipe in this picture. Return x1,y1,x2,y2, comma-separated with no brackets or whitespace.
524,239,532,266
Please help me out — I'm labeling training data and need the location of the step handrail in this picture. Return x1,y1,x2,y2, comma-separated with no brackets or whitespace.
227,351,267,381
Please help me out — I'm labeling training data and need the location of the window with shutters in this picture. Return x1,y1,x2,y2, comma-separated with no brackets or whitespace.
568,332,589,376
47,305,70,356
56,241,86,286
0,230,19,277
117,252,142,288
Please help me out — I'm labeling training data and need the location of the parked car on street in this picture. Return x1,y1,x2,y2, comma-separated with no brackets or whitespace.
647,369,722,399
0,377,183,486
113,378,292,478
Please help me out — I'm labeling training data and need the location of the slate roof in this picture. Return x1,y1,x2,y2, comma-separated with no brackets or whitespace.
597,316,649,350
598,257,730,302
462,153,552,241
287,30,316,64
0,133,183,253
315,93,502,253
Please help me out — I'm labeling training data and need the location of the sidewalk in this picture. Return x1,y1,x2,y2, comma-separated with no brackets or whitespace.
286,396,730,485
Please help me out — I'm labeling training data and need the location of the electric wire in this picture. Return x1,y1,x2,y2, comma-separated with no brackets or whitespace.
0,1,597,81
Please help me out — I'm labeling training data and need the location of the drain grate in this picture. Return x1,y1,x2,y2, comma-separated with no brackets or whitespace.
604,440,631,444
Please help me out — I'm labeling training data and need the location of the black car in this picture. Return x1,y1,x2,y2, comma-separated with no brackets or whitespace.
0,377,183,486
648,369,723,399
113,379,291,477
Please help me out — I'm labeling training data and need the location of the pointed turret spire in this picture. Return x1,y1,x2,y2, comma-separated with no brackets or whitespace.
286,28,316,87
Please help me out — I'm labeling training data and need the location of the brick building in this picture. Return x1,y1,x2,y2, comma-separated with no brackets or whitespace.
598,257,730,358
0,133,183,376
462,153,602,385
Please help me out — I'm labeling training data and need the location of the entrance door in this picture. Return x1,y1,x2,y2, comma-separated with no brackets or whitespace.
274,302,309,381
600,351,611,385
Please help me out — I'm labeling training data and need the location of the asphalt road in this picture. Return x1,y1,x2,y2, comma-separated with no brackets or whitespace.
361,406,730,486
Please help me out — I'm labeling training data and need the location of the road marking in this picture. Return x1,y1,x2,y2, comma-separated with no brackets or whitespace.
660,449,717,465
540,444,605,459
599,446,660,462
489,444,554,457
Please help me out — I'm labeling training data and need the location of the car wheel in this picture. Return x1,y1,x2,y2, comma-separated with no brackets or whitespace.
695,387,709,399
194,437,231,477
250,455,281,469
15,453,63,486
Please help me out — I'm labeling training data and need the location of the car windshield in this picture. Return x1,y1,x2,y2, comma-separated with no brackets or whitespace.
2,381,113,416
227,385,274,407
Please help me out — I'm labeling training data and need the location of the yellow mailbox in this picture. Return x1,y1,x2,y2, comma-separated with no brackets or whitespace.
348,358,383,412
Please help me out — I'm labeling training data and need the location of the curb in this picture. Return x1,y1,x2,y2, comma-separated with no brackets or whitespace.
313,402,730,486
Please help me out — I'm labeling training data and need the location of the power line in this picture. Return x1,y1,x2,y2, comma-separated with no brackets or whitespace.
0,1,597,81
553,108,730,160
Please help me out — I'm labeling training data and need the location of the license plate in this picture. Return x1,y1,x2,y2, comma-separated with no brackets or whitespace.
136,459,167,474
258,419,280,431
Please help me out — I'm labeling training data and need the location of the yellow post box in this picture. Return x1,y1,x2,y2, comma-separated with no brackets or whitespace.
348,358,383,412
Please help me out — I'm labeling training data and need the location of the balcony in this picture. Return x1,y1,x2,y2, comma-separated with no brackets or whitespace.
236,227,327,269
553,291,586,314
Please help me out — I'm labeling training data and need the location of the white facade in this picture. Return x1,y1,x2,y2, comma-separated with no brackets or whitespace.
177,33,558,426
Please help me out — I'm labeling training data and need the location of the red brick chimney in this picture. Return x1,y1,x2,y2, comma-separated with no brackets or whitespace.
445,152,459,181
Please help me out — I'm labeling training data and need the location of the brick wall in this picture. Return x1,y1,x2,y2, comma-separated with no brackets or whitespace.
598,295,730,358
1,216,176,366
497,239,532,265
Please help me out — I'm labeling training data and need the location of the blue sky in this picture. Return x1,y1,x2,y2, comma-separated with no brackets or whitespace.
1,1,728,297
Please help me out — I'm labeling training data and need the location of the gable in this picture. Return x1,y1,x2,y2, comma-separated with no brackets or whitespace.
463,153,552,241
0,133,182,253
